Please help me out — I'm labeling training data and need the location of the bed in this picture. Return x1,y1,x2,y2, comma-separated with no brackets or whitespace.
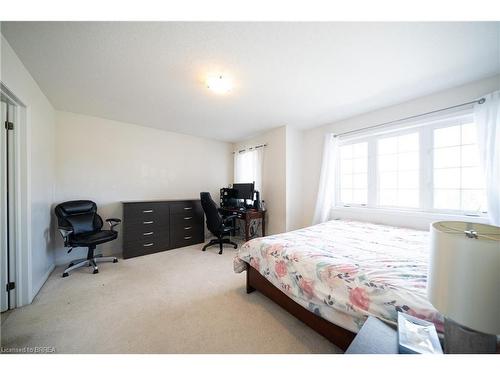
233,219,443,350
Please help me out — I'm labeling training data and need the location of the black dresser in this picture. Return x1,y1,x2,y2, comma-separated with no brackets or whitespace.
122,199,204,259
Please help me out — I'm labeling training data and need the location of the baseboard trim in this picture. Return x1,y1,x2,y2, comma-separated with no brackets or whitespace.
30,263,55,303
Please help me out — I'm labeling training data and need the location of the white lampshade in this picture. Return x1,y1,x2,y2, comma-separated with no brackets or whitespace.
428,221,500,335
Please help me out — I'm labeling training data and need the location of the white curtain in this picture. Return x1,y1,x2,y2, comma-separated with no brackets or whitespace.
474,91,500,226
312,134,339,224
234,147,264,193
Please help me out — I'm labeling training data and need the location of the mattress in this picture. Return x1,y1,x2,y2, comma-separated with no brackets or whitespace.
234,219,443,333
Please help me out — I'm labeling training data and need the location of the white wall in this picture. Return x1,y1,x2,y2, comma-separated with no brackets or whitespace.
301,74,500,228
234,126,287,235
54,111,233,265
1,34,56,303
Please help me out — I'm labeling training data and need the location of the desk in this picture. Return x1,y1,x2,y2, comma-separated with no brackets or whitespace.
219,207,266,242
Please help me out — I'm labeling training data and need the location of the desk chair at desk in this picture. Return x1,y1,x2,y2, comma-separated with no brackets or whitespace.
218,207,266,242
200,192,238,254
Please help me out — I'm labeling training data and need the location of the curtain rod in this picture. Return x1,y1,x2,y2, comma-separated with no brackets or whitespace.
232,143,267,154
334,97,486,138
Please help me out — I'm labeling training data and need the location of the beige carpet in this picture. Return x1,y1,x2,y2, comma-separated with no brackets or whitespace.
1,243,342,354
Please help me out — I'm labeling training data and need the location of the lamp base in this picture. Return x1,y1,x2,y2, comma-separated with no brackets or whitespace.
444,318,498,354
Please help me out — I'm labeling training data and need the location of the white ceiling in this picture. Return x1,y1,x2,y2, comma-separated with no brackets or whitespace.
2,22,499,142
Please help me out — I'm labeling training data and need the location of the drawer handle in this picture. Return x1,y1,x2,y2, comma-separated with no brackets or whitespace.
143,221,154,224
184,236,192,240
143,232,154,236
183,207,193,210
184,217,192,220
184,226,192,230
142,210,154,213
143,243,154,247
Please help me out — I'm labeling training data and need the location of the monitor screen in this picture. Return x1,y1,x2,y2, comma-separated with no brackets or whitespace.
233,183,254,200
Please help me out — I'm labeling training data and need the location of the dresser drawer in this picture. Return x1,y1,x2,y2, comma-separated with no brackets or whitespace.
125,213,168,227
123,202,169,225
171,222,203,241
170,200,203,216
123,228,169,246
170,231,204,249
123,220,169,240
123,238,170,259
171,220,203,233
170,212,203,226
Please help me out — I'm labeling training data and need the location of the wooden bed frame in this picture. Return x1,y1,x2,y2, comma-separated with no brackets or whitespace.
245,263,356,351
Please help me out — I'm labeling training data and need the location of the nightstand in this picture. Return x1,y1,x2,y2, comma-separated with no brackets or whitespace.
345,316,398,354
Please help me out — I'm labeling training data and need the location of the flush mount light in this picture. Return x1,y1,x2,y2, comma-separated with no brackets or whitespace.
206,74,233,95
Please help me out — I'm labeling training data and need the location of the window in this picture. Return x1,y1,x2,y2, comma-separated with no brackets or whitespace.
339,142,367,205
336,112,487,216
378,132,419,208
433,123,486,212
234,148,264,192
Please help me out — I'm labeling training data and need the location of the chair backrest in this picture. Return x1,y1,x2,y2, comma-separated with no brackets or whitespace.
200,192,223,235
54,200,103,235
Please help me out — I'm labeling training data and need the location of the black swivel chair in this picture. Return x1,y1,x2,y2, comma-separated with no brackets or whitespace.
55,200,121,277
200,192,238,254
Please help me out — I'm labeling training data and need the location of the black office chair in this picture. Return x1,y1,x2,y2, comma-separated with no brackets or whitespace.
55,200,121,277
200,192,238,254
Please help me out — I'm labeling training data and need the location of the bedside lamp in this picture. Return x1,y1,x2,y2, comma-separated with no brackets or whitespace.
428,221,500,353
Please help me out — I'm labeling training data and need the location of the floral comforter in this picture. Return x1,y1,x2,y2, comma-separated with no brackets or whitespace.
234,219,443,333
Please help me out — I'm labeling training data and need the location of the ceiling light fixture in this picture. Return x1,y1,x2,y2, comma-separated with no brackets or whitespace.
206,74,233,95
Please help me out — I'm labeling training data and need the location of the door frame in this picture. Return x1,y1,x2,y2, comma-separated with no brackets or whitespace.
1,96,11,311
1,82,31,308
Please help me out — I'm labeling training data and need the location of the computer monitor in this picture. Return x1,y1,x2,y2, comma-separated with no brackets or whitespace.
232,183,254,200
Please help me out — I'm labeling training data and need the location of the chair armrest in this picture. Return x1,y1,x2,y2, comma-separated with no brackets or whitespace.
222,215,238,225
58,226,73,246
106,218,122,231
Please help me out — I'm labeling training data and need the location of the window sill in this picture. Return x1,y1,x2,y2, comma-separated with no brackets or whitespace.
330,206,489,231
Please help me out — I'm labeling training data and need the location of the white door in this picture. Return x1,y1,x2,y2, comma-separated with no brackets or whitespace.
1,97,16,312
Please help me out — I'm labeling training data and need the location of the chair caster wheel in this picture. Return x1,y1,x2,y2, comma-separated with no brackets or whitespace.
113,258,118,263
62,272,69,278
233,245,238,249
93,269,99,274
202,248,206,251
218,250,223,255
